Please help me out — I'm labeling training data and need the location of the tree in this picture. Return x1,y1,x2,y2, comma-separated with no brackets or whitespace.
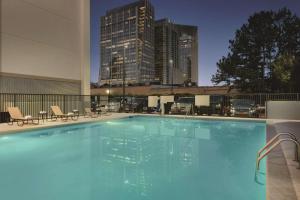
212,8,300,92
271,54,295,92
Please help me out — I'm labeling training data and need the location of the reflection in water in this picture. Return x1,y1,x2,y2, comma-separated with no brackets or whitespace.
87,117,265,200
254,171,266,185
0,116,266,200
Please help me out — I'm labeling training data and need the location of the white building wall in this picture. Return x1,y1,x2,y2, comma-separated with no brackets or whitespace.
0,0,90,95
267,101,300,120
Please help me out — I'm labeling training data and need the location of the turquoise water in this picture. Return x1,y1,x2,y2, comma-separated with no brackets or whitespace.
0,116,266,200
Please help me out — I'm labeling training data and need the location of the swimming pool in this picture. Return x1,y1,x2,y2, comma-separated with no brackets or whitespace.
0,116,266,200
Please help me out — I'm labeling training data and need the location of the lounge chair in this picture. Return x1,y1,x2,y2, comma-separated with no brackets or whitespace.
7,107,39,126
84,108,98,118
100,105,111,116
50,106,77,121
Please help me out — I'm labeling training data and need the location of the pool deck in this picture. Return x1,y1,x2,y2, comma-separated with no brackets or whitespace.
0,113,136,135
267,119,300,200
0,114,299,200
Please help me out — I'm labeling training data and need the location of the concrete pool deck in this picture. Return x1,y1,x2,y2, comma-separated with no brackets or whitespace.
267,119,300,200
0,113,136,135
0,114,299,200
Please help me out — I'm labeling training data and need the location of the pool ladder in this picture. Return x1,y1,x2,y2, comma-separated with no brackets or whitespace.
256,132,300,170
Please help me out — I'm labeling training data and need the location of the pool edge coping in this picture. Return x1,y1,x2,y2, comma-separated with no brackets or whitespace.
0,113,267,135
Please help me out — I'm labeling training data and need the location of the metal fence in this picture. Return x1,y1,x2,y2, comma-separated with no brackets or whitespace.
222,93,300,106
96,93,300,117
0,93,299,123
207,93,300,117
0,94,107,123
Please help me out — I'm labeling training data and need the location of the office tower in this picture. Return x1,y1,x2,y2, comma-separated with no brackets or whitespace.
154,19,179,85
176,24,198,85
155,19,198,85
99,0,155,86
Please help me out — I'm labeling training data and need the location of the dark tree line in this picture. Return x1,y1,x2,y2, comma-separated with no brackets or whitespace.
212,8,300,92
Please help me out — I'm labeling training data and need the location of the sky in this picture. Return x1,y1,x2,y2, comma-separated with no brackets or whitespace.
90,0,300,86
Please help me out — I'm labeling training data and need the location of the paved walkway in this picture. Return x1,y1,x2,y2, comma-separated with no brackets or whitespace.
0,113,135,134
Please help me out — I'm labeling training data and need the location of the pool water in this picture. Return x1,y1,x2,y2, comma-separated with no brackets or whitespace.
0,116,266,200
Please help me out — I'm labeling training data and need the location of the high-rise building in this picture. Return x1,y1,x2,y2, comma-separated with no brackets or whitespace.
177,24,198,85
155,19,198,85
99,0,155,86
154,19,179,85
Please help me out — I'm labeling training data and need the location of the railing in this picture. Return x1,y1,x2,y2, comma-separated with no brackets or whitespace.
168,93,300,117
0,93,299,123
256,132,299,171
222,93,300,108
0,94,109,123
256,138,300,170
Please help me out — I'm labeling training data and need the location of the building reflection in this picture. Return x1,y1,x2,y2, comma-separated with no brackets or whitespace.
89,119,211,199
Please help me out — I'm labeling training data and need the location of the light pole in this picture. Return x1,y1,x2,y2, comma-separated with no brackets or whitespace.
169,59,174,94
106,67,111,92
122,43,128,112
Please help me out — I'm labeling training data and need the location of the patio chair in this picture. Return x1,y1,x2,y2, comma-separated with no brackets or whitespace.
50,106,77,121
84,107,98,118
7,107,39,126
100,105,111,116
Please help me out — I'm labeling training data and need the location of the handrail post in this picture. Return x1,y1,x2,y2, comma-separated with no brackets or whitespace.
41,94,44,112
63,95,66,113
13,94,16,107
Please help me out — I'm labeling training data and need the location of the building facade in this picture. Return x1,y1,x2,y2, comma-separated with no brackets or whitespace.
178,33,192,82
176,24,198,85
155,19,198,85
154,19,179,85
0,0,90,95
99,0,155,86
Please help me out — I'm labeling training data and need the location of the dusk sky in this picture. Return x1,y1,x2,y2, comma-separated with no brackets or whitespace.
90,0,300,86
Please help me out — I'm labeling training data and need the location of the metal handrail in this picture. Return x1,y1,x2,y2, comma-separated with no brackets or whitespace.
256,138,300,170
257,132,298,158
